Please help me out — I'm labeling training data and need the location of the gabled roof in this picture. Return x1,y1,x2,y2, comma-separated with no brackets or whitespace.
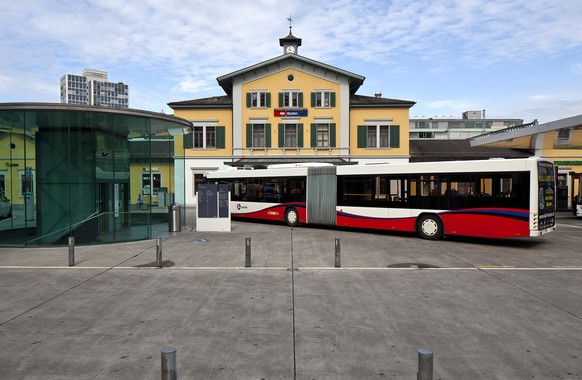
168,95,232,109
216,54,366,95
350,94,415,108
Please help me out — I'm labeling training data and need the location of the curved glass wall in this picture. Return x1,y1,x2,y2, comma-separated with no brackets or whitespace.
0,104,191,246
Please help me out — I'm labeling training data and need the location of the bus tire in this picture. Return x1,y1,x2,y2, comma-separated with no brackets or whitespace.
285,207,300,227
417,214,443,240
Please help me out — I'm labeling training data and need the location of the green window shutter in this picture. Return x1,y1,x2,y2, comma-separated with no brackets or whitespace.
278,92,284,107
183,133,193,149
216,126,225,149
298,92,303,107
330,92,336,107
266,93,271,108
357,125,367,148
389,125,400,148
330,123,336,147
278,124,285,148
246,93,252,108
311,92,316,107
246,124,252,148
265,124,272,147
310,123,317,147
298,123,304,148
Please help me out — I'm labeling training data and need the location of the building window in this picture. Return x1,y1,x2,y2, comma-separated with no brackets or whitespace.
310,123,336,148
285,124,297,147
247,91,270,108
285,92,299,107
317,124,330,147
246,123,271,148
19,169,34,197
556,128,571,147
357,125,400,149
189,126,224,149
252,124,266,148
367,125,390,148
311,91,336,108
194,127,214,148
142,173,161,195
0,172,5,196
278,91,303,108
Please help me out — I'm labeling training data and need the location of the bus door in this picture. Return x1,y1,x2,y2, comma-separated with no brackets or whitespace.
307,166,336,225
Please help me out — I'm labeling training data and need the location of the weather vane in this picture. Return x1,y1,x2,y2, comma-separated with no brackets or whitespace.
287,15,293,32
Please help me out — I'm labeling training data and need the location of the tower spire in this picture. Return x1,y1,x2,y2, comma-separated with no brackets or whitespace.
280,16,301,55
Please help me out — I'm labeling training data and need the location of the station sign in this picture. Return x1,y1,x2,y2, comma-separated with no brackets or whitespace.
274,109,308,117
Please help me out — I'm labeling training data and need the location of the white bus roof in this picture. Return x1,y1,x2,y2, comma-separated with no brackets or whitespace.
205,157,548,179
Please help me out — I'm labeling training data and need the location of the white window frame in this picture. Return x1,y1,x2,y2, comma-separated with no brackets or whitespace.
367,125,391,148
192,122,217,149
283,91,300,107
316,123,330,148
314,91,332,108
252,124,266,148
250,91,268,108
284,124,298,148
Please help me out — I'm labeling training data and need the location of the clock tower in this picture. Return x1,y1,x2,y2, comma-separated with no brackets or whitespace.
279,16,301,55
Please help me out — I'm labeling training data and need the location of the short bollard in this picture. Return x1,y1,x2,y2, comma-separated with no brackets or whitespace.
417,347,433,380
68,236,75,267
245,237,251,267
335,237,341,268
156,238,163,268
161,346,177,380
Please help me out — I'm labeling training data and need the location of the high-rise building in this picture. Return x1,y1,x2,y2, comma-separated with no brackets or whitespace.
60,69,129,108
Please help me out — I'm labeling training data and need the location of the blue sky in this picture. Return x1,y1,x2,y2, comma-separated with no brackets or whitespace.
1,0,581,123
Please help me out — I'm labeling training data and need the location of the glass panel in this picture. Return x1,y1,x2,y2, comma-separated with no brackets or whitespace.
0,107,188,246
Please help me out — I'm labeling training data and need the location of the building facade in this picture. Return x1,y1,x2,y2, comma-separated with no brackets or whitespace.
0,103,191,246
410,111,522,140
169,30,415,205
60,69,129,108
471,116,582,210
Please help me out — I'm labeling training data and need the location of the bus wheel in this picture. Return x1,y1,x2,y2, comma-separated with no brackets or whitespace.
417,214,443,240
285,208,299,227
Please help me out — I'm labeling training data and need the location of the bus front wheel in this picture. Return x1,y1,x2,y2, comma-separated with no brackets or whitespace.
417,214,443,240
285,208,299,227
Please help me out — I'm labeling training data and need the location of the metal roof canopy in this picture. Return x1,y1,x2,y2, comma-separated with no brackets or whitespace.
470,114,582,148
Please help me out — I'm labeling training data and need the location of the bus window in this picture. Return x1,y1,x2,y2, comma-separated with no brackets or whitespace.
338,175,373,206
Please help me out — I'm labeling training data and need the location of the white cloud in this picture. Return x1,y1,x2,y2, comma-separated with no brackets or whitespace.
1,0,582,121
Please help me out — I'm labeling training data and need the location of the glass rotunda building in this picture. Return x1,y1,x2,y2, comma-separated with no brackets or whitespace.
0,103,192,246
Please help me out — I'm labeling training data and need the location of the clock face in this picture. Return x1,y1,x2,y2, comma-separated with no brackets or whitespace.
286,45,295,54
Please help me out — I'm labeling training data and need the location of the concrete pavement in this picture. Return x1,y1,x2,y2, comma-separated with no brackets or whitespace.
0,213,581,379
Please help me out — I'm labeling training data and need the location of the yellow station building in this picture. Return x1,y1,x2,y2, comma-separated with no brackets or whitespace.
169,30,415,205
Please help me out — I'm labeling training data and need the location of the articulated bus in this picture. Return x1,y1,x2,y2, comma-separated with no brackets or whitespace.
204,157,556,240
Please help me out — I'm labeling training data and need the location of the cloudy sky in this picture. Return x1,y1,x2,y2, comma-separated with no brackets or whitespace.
1,0,582,123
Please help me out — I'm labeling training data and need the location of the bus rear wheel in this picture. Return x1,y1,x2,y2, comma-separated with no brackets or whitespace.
417,214,443,240
285,207,299,227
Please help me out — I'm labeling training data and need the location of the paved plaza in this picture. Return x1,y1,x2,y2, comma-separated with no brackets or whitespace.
0,211,581,379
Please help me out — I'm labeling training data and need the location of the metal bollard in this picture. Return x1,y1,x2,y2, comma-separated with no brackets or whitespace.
161,346,177,380
68,236,75,267
417,347,433,380
335,237,341,268
245,237,251,267
156,238,163,268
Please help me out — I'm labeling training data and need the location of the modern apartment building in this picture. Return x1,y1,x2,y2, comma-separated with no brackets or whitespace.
169,29,416,205
60,69,129,108
409,111,523,140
